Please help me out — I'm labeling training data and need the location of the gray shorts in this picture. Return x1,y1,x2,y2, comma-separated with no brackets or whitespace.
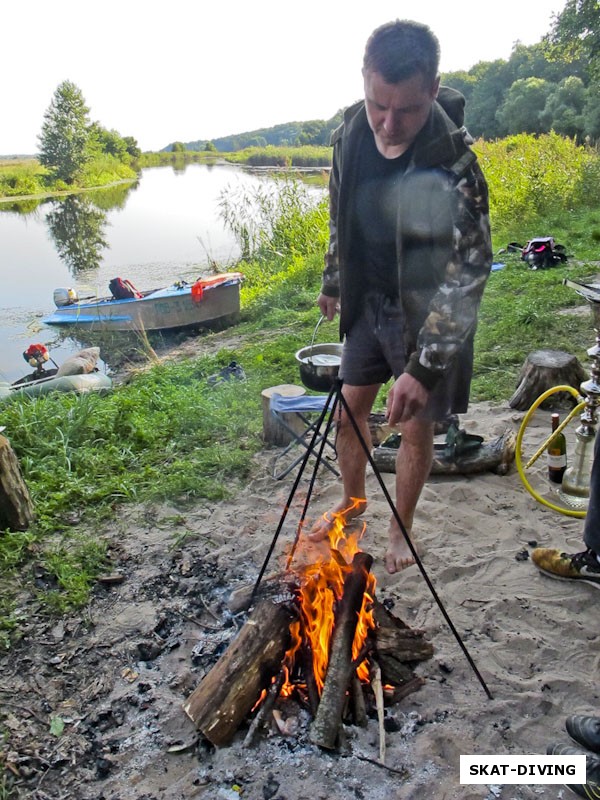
339,293,471,421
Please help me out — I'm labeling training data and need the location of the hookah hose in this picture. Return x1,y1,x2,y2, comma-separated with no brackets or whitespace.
515,384,586,518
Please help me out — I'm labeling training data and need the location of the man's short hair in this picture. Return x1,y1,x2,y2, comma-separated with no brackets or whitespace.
363,20,440,86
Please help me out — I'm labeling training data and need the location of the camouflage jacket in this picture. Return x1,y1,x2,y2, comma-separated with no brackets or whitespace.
321,87,493,390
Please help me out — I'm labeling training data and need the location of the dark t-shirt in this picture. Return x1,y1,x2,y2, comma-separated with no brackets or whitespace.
351,132,412,297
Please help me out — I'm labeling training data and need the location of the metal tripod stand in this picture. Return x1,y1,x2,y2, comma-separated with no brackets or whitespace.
251,377,493,700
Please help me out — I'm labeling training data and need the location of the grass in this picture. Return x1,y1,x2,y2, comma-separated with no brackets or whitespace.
1,137,600,648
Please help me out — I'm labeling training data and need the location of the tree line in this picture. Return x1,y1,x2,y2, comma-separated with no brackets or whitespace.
167,0,600,151
37,0,600,183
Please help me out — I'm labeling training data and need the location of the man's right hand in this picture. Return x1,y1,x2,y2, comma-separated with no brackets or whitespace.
317,293,340,321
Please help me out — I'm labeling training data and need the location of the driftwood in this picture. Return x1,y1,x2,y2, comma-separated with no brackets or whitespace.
509,349,587,411
310,552,373,750
0,435,34,531
372,428,516,477
183,597,298,746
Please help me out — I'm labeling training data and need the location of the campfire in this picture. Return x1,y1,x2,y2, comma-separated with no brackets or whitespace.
183,504,433,755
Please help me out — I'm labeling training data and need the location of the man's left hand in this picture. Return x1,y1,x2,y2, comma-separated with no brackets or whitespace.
386,373,429,425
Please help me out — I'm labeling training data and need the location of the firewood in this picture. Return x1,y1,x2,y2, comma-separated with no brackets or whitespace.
371,601,433,690
243,669,286,748
309,552,373,750
183,597,298,747
372,429,516,477
350,674,367,728
509,349,587,411
0,435,34,531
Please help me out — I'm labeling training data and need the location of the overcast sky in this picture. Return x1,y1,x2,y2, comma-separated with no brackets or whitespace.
3,0,565,156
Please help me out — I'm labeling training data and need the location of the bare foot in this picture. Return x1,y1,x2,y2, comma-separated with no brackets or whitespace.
385,526,420,574
307,497,367,542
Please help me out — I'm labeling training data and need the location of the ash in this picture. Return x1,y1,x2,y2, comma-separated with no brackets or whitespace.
0,454,562,800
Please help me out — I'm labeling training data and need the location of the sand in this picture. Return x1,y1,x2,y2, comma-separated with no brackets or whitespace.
1,398,597,800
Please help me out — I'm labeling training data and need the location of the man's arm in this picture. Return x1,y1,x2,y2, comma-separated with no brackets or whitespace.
404,162,493,389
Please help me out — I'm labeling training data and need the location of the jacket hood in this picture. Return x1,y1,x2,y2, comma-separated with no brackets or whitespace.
332,86,475,174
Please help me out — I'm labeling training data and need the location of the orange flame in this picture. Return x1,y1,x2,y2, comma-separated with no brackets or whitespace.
280,499,376,698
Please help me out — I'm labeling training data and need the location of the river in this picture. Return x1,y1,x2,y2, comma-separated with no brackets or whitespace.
0,163,276,383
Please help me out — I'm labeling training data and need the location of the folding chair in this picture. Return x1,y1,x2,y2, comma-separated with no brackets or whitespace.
269,392,339,480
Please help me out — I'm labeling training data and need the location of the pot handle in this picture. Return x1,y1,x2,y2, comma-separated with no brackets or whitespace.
309,315,326,355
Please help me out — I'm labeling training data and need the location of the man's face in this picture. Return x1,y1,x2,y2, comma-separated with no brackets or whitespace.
363,69,439,157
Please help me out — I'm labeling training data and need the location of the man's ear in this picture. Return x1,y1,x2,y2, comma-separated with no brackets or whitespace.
432,75,440,99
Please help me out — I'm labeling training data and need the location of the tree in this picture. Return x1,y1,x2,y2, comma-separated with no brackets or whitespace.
122,136,141,158
38,81,92,183
541,76,587,139
583,83,600,140
547,0,600,79
88,122,128,160
496,77,552,135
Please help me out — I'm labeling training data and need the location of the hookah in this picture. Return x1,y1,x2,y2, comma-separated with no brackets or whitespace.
558,279,600,508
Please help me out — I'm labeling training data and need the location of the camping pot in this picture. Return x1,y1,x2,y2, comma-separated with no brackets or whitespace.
295,316,343,392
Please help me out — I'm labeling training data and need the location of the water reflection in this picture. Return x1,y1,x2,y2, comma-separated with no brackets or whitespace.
45,182,138,273
46,196,109,273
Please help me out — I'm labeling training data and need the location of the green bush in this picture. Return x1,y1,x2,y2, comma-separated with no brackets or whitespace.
477,133,596,231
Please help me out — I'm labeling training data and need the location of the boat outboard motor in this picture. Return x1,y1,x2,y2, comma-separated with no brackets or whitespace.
53,287,78,307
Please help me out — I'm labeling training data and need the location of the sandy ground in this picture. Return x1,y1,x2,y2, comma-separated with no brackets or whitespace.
1,397,598,800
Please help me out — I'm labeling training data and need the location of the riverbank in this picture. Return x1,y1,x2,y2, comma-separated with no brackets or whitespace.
1,393,596,800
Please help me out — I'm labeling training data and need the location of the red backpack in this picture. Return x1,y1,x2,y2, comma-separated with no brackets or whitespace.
108,277,142,300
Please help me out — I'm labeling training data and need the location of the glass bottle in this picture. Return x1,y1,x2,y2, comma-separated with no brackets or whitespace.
547,413,567,484
559,424,594,508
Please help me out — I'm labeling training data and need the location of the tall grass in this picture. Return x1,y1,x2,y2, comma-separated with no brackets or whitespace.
477,133,600,235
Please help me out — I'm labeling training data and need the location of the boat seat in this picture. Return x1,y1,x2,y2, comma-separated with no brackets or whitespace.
269,393,339,480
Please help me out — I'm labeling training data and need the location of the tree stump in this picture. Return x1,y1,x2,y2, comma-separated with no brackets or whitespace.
509,349,587,411
261,384,306,446
0,435,35,531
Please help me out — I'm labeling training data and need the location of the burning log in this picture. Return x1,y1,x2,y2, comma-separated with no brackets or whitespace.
309,552,373,750
183,597,298,747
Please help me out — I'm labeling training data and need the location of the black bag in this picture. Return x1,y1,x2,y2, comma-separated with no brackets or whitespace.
109,277,141,300
520,237,567,270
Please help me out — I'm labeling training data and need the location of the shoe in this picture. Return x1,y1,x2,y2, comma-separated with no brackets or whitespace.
567,716,600,755
546,743,600,799
207,361,246,386
531,548,600,589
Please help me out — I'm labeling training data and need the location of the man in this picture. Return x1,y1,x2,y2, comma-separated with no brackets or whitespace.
531,431,600,587
308,20,493,573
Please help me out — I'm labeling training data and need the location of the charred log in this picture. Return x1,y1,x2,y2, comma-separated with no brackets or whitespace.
371,601,433,688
